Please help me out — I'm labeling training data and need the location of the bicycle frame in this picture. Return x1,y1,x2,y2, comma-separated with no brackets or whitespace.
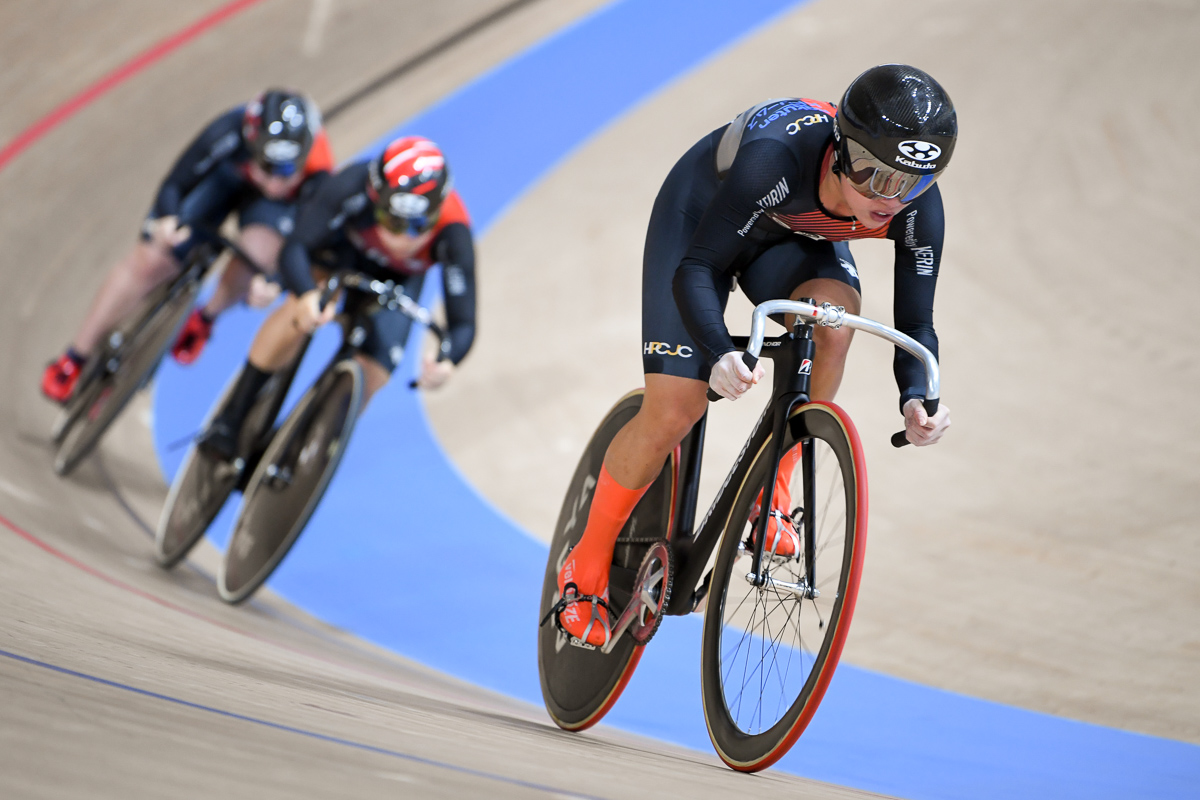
663,298,940,616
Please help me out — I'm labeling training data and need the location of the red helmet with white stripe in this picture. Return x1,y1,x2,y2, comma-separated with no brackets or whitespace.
367,136,450,235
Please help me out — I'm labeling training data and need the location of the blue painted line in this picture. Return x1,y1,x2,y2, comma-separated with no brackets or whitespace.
0,646,607,798
150,0,1200,797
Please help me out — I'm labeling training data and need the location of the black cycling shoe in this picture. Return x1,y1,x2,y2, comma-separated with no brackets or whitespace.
196,419,239,462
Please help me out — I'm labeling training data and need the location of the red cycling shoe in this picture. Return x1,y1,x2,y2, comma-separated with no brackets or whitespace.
172,309,213,365
555,553,612,648
41,352,84,404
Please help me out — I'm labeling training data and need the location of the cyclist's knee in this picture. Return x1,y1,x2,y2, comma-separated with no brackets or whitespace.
236,224,284,273
130,241,179,282
791,277,861,314
353,353,390,404
640,375,708,444
815,324,854,360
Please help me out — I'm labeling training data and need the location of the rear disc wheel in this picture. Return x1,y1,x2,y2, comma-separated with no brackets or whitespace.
537,390,678,731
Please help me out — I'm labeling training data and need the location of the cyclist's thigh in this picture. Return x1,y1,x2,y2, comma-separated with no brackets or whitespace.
642,134,726,383
737,238,862,307
349,272,426,374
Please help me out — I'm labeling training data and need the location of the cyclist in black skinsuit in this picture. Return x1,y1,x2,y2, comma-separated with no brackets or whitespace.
40,90,334,402
197,135,477,461
555,64,958,648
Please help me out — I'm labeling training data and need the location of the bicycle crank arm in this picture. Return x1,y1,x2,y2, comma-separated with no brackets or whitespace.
743,571,820,600
602,540,672,654
601,566,665,654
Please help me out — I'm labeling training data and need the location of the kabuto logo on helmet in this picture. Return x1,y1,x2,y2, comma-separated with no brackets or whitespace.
262,139,303,163
389,192,430,217
898,140,941,162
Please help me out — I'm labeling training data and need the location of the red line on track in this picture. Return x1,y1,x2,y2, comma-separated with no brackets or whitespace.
0,0,269,173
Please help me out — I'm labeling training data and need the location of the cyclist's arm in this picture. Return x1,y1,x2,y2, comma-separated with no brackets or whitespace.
151,107,245,219
279,166,367,294
672,138,803,363
433,222,476,365
888,186,945,410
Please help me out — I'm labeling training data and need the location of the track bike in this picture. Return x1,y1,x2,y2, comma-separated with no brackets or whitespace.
155,270,447,605
537,298,939,772
51,230,271,476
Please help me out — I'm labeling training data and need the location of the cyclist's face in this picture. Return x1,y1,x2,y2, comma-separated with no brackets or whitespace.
375,222,431,255
248,162,303,199
837,173,909,229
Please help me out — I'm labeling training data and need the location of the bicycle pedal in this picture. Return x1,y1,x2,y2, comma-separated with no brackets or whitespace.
263,463,293,489
565,634,598,651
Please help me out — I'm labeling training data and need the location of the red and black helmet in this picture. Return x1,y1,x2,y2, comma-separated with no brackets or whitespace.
243,89,320,178
367,136,451,235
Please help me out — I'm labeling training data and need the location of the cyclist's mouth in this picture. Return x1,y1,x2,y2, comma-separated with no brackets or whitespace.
869,210,897,225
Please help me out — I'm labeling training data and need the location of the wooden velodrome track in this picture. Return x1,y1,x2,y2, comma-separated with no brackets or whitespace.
1,0,1196,797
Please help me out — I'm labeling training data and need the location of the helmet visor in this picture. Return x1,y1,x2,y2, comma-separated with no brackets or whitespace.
843,138,939,203
257,138,304,177
375,191,437,236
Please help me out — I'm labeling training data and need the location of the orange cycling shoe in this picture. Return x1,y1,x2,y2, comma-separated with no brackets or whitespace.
41,352,84,404
748,444,803,558
554,553,613,648
543,465,650,648
172,309,213,365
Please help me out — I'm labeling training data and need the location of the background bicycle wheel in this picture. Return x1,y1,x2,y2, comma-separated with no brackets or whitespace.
0,0,1197,798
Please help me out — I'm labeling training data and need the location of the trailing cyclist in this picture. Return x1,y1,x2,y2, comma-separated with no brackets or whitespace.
41,89,334,403
195,135,477,462
555,64,958,646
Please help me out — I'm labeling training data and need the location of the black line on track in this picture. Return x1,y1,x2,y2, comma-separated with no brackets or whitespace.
323,0,545,122
96,454,157,539
0,646,608,800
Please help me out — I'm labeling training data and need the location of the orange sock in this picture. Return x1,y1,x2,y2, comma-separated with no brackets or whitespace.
559,464,650,597
751,443,803,521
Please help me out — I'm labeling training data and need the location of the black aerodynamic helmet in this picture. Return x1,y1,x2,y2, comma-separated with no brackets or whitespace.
833,64,956,202
242,89,320,177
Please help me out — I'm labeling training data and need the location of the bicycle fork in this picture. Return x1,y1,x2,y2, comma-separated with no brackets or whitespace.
746,315,818,592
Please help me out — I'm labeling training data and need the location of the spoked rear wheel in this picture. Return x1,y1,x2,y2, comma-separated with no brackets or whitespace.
538,390,678,731
701,402,867,772
54,282,199,476
155,365,296,569
217,360,363,604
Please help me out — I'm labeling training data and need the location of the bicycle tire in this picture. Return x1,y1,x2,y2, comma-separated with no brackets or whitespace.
537,389,678,731
50,351,108,444
217,359,363,604
700,401,868,772
154,364,296,569
53,282,199,476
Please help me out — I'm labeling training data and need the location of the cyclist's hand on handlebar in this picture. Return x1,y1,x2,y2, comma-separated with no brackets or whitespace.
149,216,189,250
709,351,765,401
292,289,336,334
416,355,454,390
902,398,951,446
246,273,281,308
